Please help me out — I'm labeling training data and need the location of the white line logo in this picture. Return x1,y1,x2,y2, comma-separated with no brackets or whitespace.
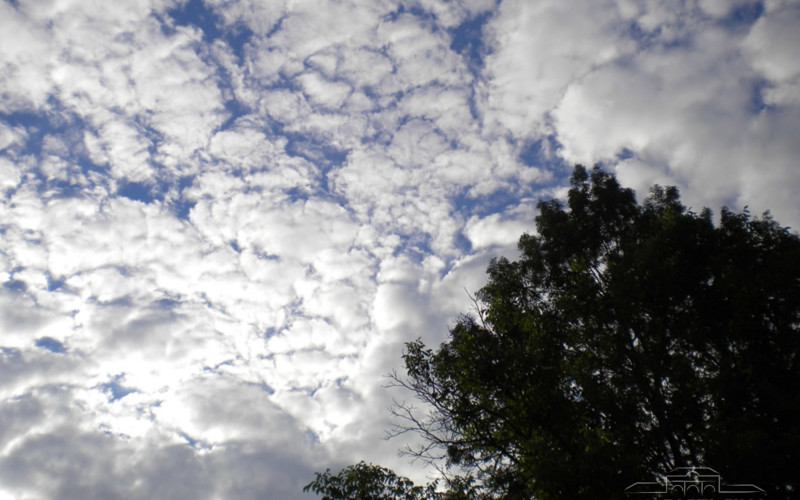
625,466,765,498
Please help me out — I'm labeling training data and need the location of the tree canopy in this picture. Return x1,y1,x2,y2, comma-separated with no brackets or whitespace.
303,462,480,500
304,462,436,500
307,165,800,499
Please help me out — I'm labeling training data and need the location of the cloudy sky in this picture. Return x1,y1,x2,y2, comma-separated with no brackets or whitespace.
1,0,799,498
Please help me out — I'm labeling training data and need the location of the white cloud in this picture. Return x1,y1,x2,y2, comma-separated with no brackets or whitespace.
0,122,27,153
0,157,23,193
698,0,757,18
206,126,286,169
464,211,534,251
380,14,469,89
549,15,800,222
0,384,319,499
0,1,56,112
2,0,799,498
209,0,288,35
743,2,800,106
297,72,353,110
87,120,154,181
481,0,633,139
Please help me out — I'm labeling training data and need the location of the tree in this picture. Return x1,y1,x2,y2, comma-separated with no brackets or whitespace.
303,462,482,500
303,462,437,500
309,165,800,499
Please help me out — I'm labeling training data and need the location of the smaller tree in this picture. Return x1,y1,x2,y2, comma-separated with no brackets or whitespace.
303,462,485,499
303,462,437,500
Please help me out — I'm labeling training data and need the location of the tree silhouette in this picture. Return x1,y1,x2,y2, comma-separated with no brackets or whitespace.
310,165,800,499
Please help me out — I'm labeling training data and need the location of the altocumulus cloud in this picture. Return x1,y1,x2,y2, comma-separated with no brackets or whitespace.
1,0,798,497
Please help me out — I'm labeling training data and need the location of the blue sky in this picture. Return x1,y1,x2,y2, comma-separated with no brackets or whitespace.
1,0,799,498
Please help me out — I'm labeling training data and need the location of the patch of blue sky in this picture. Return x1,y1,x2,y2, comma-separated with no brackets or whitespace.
253,247,281,261
163,0,253,138
35,336,66,354
179,432,213,451
0,347,21,362
451,187,522,220
304,429,320,444
274,127,351,205
0,110,42,143
223,22,254,62
451,230,473,256
166,0,254,59
621,18,692,52
594,148,640,174
117,180,158,204
219,96,250,132
616,148,636,162
446,134,568,224
203,359,235,375
748,78,772,113
463,81,483,121
0,110,58,158
117,175,195,217
291,383,322,398
36,178,88,201
632,23,678,50
718,1,764,32
130,114,165,153
0,107,119,203
117,172,198,220
283,186,310,204
2,279,27,292
98,375,137,402
393,232,433,262
283,132,349,171
449,9,494,72
170,175,198,220
155,296,182,309
166,0,222,43
520,133,577,190
244,379,275,396
45,272,66,292
519,134,568,170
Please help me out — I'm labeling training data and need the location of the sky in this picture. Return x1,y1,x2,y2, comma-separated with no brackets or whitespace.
1,0,799,498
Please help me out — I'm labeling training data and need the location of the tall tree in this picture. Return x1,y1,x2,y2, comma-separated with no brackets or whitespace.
310,165,800,499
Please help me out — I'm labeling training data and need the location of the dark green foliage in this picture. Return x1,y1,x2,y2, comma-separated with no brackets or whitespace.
303,462,437,500
303,462,483,499
309,165,800,499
